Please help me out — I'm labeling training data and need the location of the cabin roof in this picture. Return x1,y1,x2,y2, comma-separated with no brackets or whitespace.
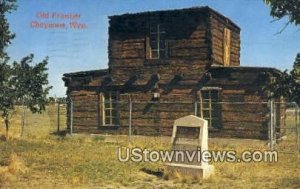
106,66,282,89
108,6,240,30
62,66,283,92
63,69,108,78
206,66,283,88
209,66,282,76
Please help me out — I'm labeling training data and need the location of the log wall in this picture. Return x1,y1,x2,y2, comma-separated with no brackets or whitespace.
67,87,279,140
210,11,240,66
220,90,269,139
62,8,284,140
109,9,215,85
70,91,100,133
108,8,240,86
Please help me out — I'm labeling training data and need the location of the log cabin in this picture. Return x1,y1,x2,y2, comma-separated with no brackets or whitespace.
63,6,285,139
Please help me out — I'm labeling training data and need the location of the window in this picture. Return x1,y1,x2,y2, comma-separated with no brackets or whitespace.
198,89,222,129
223,28,231,66
148,23,167,59
101,92,119,126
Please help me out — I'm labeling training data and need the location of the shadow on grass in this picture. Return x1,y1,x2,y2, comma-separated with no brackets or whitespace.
140,167,164,177
50,130,68,137
0,135,7,142
280,177,300,188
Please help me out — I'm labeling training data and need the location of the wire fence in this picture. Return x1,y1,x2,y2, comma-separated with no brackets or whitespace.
0,101,299,153
59,99,299,153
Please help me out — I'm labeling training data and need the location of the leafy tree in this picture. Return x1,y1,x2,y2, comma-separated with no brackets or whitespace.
290,53,300,82
56,97,67,104
11,54,52,136
264,0,300,32
0,0,52,138
265,53,300,105
0,55,52,138
0,0,16,138
264,1,300,104
290,53,300,105
0,0,17,59
0,57,15,138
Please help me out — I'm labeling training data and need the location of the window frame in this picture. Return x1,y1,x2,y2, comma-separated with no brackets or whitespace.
197,88,222,129
147,23,168,60
101,91,119,126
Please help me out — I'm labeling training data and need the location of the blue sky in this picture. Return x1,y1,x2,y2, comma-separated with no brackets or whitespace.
6,0,300,97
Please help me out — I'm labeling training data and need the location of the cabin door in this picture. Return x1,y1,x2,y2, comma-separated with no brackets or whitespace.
197,89,222,129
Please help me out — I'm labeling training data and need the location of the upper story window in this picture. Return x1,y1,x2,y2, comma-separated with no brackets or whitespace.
223,28,231,66
148,23,167,59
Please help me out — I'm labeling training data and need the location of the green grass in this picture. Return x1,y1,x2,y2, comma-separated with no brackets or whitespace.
0,105,299,188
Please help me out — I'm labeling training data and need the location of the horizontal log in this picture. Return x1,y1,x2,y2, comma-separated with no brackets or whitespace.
73,128,101,133
110,38,145,44
230,50,240,57
190,30,208,39
210,20,240,36
212,129,262,139
110,49,145,59
230,46,240,53
109,58,144,68
222,112,268,122
211,37,223,48
230,62,240,66
73,120,99,127
223,121,267,129
231,42,241,49
222,90,245,95
212,46,224,56
208,79,263,87
73,99,99,105
73,113,99,119
70,90,97,96
168,39,208,49
169,51,210,60
72,96,99,101
110,41,145,51
212,54,223,64
73,105,98,111
119,111,193,120
120,118,174,127
119,102,195,112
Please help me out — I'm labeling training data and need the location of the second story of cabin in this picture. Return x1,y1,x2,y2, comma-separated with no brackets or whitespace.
108,7,241,84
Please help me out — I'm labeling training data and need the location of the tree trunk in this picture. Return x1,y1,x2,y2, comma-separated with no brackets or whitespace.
5,114,9,140
21,105,26,137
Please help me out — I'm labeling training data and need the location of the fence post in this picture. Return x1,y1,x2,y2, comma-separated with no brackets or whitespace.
194,100,198,116
70,99,73,135
296,104,299,153
128,96,132,141
269,100,274,150
274,101,276,148
57,102,60,133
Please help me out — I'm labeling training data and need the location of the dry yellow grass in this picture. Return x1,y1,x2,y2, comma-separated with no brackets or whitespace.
0,105,299,188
